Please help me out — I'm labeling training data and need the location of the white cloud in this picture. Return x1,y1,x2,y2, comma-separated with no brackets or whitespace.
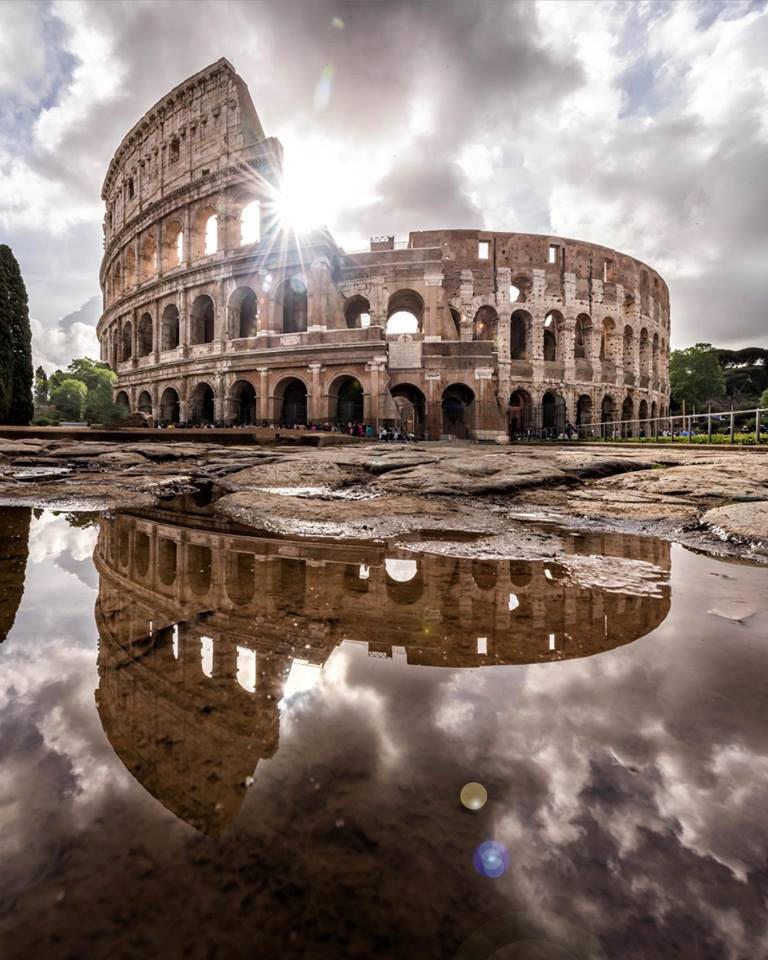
31,315,100,373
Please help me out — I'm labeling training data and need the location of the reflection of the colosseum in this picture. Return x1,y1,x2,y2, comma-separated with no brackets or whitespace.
95,508,670,833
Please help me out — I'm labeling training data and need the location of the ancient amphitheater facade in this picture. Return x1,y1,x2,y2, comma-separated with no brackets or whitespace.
98,58,671,440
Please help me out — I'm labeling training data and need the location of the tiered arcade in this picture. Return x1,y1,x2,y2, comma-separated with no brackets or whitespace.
98,58,671,440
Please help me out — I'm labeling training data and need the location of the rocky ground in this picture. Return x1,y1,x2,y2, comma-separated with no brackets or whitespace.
1,434,767,561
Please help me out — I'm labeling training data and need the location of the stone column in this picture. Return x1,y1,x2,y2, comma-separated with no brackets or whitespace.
423,272,443,339
308,363,323,421
562,316,576,382
183,205,192,266
155,221,163,279
257,368,270,421
133,236,140,287
459,270,474,342
179,287,189,356
424,370,442,440
213,373,225,425
152,300,161,364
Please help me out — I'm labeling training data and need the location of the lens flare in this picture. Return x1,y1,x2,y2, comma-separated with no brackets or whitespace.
473,841,509,879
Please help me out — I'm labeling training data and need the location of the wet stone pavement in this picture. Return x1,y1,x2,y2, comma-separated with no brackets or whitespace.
0,504,767,959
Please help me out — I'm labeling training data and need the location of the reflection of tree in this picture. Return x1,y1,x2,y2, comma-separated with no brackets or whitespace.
59,511,100,530
0,507,30,642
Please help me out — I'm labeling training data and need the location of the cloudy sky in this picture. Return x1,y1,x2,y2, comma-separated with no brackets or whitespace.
0,0,766,371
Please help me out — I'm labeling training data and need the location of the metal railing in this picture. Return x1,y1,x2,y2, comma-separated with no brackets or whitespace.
563,406,768,444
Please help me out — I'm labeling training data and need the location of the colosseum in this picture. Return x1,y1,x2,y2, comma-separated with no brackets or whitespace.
98,58,671,441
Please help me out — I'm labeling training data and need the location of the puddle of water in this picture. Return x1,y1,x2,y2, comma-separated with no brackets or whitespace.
1,504,767,959
253,485,378,500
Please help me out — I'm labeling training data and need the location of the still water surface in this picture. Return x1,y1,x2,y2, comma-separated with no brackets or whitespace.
1,504,767,959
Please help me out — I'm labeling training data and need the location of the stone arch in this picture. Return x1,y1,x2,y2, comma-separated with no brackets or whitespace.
510,273,532,303
471,560,497,591
449,306,461,338
623,324,635,374
229,379,257,425
187,544,212,596
123,246,136,289
442,383,475,439
601,394,617,434
651,400,658,420
158,539,177,586
226,551,256,605
576,394,593,430
190,294,215,344
139,232,156,281
274,376,308,425
638,398,649,435
344,295,371,329
508,388,532,437
229,286,258,338
120,320,133,362
652,333,660,377
137,312,153,357
544,310,564,361
385,559,424,605
276,277,308,333
639,327,650,377
161,304,180,351
328,374,364,423
134,532,150,578
190,203,218,259
541,390,565,434
390,383,426,438
159,386,180,423
112,261,123,301
387,288,423,334
115,390,130,412
189,381,215,425
238,200,261,246
622,395,635,436
162,219,183,271
574,313,592,360
600,317,618,362
473,305,498,342
137,390,152,415
510,309,531,360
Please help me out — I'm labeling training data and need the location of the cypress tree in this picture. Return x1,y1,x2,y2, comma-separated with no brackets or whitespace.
34,365,48,406
0,247,12,421
0,245,33,425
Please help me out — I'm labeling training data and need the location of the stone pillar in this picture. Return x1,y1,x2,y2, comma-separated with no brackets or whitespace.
459,270,473,342
179,287,189,355
152,300,161,364
562,316,576,382
425,370,442,440
155,220,163,278
183,205,192,266
133,236,140,287
257,368,270,421
423,272,443,339
308,260,332,332
213,373,225,425
308,363,323,421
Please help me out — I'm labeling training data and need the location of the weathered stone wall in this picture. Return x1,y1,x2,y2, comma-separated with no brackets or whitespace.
98,59,671,440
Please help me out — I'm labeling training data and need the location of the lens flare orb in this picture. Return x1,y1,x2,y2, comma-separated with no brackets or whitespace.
460,782,488,811
474,841,509,879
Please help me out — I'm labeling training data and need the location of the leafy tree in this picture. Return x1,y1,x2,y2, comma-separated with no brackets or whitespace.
669,343,726,411
34,366,48,406
761,388,768,411
50,378,87,421
48,357,121,423
0,245,33,424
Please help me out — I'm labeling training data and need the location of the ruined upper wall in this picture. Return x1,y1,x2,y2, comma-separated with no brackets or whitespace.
101,59,275,246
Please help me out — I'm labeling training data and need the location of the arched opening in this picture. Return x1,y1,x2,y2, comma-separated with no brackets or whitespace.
473,305,497,342
543,311,563,362
330,376,364,424
385,559,424,605
601,394,617,436
230,379,257,426
652,333,660,377
189,382,215,425
279,278,308,333
651,400,658,420
162,220,183,271
229,286,258,338
115,390,130,413
574,314,591,360
576,394,593,428
472,560,497,591
511,274,532,303
135,532,150,578
541,391,565,434
188,545,212,596
622,396,635,436
123,247,135,289
344,295,371,329
161,304,180,351
190,294,215,344
159,387,180,424
442,383,475,439
390,383,426,438
387,289,423,335
449,306,461,338
623,325,634,374
139,232,156,281
276,377,308,426
158,539,177,586
191,205,218,259
638,399,649,436
112,262,122,301
137,312,153,357
600,318,616,362
639,328,650,377
120,322,132,362
137,390,152,415
226,552,256,605
239,201,260,245
343,563,370,596
508,389,531,438
510,310,530,360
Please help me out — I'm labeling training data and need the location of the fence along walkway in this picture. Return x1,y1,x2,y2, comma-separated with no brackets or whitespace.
565,405,768,443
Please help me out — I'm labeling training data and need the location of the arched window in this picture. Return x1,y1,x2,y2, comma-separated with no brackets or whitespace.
230,380,257,425
276,377,308,425
120,321,132,362
574,314,591,360
138,312,153,357
623,324,634,373
190,294,215,344
137,391,152,415
280,278,308,333
162,220,183,270
239,201,260,245
228,287,258,338
508,389,531,436
390,383,426,438
189,382,215,425
449,307,461,338
139,232,156,281
473,305,497,342
344,296,371,329
205,215,218,255
330,376,364,423
159,387,180,424
510,310,529,360
191,204,218,259
386,289,423,335
161,304,180,351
